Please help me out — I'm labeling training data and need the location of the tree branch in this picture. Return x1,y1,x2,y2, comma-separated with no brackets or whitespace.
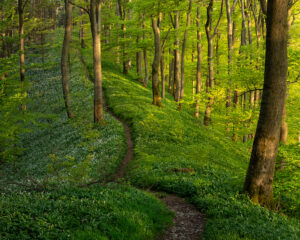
68,0,90,15
213,0,224,38
259,0,267,15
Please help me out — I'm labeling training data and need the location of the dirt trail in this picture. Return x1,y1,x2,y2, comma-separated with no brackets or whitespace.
105,107,206,240
77,50,206,239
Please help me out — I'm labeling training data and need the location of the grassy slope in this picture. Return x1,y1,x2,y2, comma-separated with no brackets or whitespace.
80,44,300,239
0,31,172,240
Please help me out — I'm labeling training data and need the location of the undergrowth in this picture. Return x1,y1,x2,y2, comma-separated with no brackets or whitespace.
80,44,300,239
0,30,172,239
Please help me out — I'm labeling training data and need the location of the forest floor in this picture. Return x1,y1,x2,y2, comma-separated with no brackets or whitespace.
0,29,299,240
78,49,206,240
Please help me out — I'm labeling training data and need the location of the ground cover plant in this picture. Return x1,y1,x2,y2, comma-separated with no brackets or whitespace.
0,31,172,239
80,44,300,239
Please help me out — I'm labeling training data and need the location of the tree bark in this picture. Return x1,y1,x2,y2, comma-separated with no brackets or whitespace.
80,8,86,48
18,0,25,83
174,11,180,103
142,17,149,87
195,3,202,118
151,14,162,107
204,0,223,125
136,36,143,81
90,0,105,124
243,0,288,207
241,0,248,47
180,0,192,99
161,50,165,99
61,0,74,118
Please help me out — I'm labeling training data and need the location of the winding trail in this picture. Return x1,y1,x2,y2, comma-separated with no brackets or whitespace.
77,50,206,239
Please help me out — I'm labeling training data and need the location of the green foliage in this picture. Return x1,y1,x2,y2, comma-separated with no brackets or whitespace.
79,44,300,239
0,185,172,240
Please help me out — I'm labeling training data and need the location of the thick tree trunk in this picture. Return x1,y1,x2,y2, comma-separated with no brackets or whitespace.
174,11,180,103
151,15,162,107
90,0,105,124
61,0,74,118
195,4,202,118
180,0,192,99
243,0,288,207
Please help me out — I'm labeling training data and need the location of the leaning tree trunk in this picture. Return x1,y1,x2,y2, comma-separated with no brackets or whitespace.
61,0,74,118
243,0,288,207
151,14,162,107
90,0,105,124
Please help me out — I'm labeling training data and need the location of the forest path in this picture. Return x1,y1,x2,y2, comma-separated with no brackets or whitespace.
77,50,205,240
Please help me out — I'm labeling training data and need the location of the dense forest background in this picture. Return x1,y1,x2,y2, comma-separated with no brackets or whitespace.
0,0,299,239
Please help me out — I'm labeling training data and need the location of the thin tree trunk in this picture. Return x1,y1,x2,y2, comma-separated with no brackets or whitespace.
151,14,162,107
241,0,248,47
180,0,192,99
80,8,86,48
204,0,224,125
61,0,74,118
18,0,25,83
174,11,180,103
161,50,165,99
90,0,105,124
195,3,202,118
143,17,149,87
136,36,143,81
169,48,174,94
243,0,288,207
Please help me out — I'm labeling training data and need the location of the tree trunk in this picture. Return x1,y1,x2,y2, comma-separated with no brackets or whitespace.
169,48,174,94
195,4,202,118
142,17,149,87
61,0,74,119
243,0,288,207
203,0,223,125
241,0,248,47
18,0,25,83
225,0,234,108
90,0,105,124
161,50,165,99
280,95,288,145
180,0,192,99
174,11,180,103
151,14,162,107
80,8,86,48
136,36,143,81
